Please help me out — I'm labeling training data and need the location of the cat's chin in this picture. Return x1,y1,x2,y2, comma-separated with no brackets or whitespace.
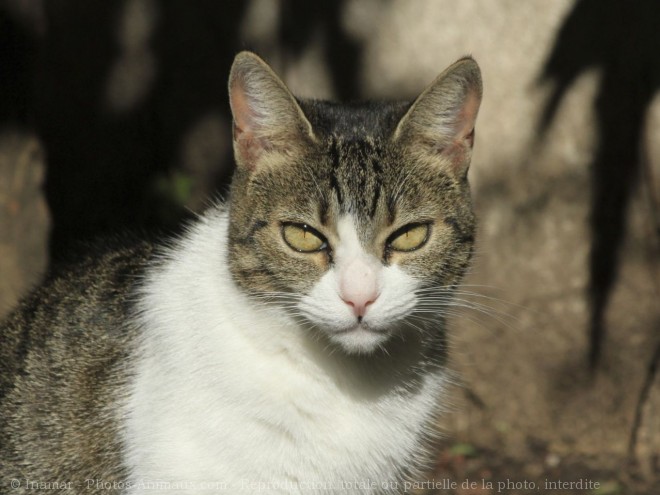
326,324,391,355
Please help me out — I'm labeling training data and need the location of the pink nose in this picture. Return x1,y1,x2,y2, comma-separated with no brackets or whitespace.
339,258,379,319
341,294,378,319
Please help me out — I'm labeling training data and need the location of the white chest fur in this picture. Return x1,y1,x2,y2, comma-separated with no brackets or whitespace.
121,210,448,494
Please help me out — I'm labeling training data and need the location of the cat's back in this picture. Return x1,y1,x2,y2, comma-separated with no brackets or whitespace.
0,236,153,486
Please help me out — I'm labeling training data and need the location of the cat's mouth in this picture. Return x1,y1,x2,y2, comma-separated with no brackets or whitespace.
335,320,382,334
326,322,392,354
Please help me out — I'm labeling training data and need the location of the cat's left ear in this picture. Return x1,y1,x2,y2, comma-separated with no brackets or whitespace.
228,51,316,172
393,57,482,178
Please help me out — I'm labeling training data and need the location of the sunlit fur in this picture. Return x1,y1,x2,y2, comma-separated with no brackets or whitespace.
0,52,482,494
122,52,483,493
124,209,454,493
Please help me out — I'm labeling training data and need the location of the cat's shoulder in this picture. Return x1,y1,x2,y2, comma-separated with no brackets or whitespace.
29,233,155,307
0,233,156,399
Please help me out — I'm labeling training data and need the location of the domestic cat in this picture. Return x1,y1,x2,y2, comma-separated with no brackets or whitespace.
0,52,482,494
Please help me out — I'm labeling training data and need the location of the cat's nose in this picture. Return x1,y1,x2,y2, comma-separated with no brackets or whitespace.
339,259,379,319
341,294,378,319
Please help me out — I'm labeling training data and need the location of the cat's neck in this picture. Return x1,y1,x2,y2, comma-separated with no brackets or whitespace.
124,206,452,486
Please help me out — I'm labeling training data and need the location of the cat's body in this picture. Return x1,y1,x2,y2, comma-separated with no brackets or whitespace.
0,53,482,494
0,239,151,486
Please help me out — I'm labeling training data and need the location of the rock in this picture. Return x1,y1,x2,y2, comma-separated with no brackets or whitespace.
0,131,49,318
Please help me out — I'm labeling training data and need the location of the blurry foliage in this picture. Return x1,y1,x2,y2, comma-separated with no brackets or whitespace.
449,442,479,459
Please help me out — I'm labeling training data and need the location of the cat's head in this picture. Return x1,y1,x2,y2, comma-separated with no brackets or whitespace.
226,52,481,355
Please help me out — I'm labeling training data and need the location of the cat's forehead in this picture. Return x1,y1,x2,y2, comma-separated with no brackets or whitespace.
291,100,413,224
298,99,411,140
325,134,398,223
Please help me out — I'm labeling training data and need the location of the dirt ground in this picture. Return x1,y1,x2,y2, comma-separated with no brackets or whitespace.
1,1,658,492
428,443,659,495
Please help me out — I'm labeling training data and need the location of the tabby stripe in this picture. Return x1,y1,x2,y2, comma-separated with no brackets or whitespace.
369,155,383,218
329,138,343,205
236,220,268,245
319,197,330,226
444,217,474,243
238,267,276,278
370,183,381,218
387,195,397,225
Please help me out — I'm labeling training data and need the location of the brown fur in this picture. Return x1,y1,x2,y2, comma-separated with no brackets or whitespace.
0,51,482,491
0,239,152,492
227,52,481,301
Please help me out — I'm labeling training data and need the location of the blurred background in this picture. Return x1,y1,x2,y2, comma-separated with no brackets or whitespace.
0,0,658,493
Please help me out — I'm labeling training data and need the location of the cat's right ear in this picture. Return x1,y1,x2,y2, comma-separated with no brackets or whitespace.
393,57,482,178
228,52,316,172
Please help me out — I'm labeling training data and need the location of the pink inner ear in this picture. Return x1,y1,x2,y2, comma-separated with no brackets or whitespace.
230,83,256,140
465,128,475,148
455,89,480,148
230,81,267,170
439,90,480,174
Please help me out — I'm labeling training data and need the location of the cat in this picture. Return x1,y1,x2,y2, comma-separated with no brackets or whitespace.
0,51,482,494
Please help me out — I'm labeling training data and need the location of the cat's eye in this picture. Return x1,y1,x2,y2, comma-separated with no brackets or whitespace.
387,223,430,252
282,223,328,253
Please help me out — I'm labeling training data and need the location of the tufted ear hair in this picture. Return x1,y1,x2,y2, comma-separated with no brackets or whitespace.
393,57,482,178
228,51,316,172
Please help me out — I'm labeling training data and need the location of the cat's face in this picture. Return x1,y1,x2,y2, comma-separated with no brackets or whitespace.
226,52,481,354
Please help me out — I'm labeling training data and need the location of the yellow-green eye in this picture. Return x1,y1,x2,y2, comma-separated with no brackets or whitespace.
388,223,430,252
282,223,327,253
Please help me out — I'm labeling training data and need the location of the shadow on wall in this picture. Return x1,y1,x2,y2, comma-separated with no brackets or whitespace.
0,0,365,263
34,0,249,257
279,0,364,101
2,0,658,368
538,0,660,370
0,1,42,127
